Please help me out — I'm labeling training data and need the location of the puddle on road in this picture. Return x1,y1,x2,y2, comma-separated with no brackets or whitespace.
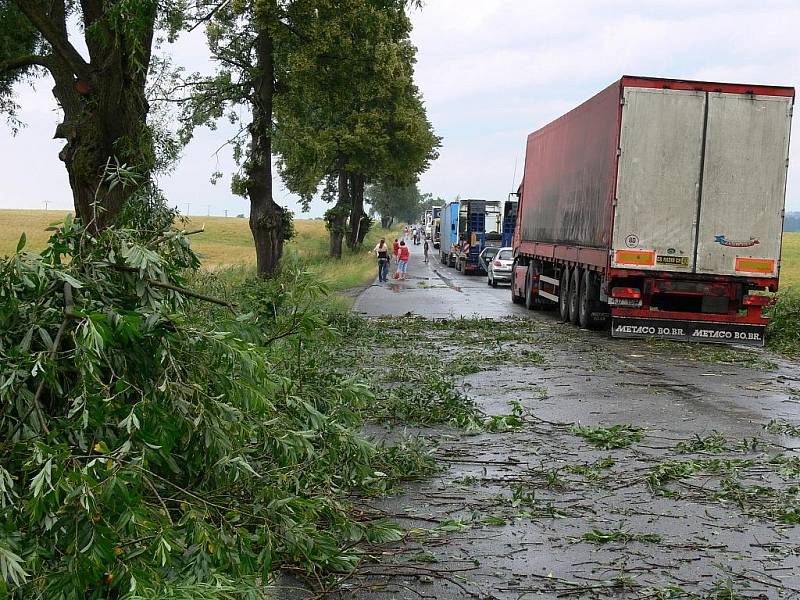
430,267,462,292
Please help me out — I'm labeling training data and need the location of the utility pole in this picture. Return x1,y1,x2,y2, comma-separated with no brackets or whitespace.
207,204,211,217
224,209,228,218
43,199,49,211
185,202,190,216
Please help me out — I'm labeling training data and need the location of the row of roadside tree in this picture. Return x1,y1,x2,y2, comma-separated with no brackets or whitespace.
1,0,440,275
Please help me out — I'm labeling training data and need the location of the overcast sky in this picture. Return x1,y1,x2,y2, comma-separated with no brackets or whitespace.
2,0,799,217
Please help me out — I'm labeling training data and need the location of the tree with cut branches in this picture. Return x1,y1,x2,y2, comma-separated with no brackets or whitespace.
0,0,184,228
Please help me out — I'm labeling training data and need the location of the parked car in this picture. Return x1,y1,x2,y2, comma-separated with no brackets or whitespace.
487,247,513,287
478,246,501,273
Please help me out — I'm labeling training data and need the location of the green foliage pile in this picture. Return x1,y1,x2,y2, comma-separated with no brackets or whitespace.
767,291,800,357
0,219,421,598
571,424,643,450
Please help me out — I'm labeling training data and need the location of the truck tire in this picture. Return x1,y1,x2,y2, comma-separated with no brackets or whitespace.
558,268,571,322
511,284,523,304
569,267,581,325
511,264,524,304
526,261,544,310
578,269,601,329
524,275,535,309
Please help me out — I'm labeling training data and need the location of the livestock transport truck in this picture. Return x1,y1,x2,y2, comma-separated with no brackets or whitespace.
454,199,503,273
510,76,794,346
439,200,460,266
502,199,518,248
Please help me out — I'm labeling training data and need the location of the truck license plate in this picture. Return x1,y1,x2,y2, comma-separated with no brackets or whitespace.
611,318,765,346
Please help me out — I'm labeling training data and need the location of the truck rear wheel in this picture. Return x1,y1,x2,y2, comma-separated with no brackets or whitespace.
578,270,597,329
524,277,535,309
568,267,581,325
511,283,523,304
511,262,524,304
578,269,595,329
558,268,571,322
524,266,537,310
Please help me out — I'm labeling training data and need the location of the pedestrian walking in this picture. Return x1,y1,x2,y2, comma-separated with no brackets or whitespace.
373,238,390,282
423,239,429,263
397,240,410,280
392,238,400,265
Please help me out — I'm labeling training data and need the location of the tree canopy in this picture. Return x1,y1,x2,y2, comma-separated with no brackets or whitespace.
0,0,186,227
366,181,442,226
273,0,440,255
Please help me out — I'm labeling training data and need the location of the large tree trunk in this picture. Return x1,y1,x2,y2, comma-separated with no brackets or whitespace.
20,0,159,229
346,172,367,249
327,161,350,259
246,28,286,277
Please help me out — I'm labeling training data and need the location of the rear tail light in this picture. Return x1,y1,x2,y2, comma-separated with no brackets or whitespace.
493,260,502,267
611,287,641,299
742,294,771,307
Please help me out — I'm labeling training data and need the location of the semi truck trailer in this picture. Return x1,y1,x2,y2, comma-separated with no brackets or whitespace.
454,199,502,273
430,206,442,245
511,76,794,346
502,199,518,248
424,209,433,238
439,201,460,266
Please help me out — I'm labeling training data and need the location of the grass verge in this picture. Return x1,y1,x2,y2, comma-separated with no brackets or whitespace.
0,210,401,293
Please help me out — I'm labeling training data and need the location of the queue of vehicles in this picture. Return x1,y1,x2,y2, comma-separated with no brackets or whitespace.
424,75,794,347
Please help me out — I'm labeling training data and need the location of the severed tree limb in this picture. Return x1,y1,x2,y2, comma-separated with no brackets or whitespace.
146,279,237,314
109,264,237,313
7,283,76,442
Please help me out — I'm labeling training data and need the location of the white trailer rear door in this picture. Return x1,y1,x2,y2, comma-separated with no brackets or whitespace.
612,88,706,272
694,93,792,277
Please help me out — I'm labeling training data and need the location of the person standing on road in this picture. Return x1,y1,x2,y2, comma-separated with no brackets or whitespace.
392,238,400,265
397,240,410,280
373,238,390,282
423,239,429,263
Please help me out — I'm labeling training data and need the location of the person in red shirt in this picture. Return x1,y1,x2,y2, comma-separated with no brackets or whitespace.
397,240,410,280
392,239,400,263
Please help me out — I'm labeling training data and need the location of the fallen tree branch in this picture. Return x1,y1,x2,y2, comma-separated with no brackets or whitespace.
7,282,76,442
110,265,237,313
146,278,237,313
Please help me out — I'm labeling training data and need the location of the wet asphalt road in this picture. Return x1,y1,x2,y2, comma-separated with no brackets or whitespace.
282,242,800,599
354,242,525,319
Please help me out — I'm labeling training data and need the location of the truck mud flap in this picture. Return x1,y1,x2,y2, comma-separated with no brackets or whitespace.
611,317,765,347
